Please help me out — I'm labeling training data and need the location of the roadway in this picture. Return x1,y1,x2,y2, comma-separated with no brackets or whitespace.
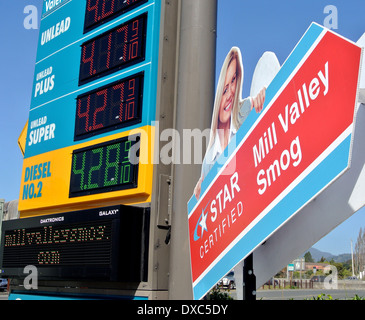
241,288,365,300
2,289,365,300
0,292,8,300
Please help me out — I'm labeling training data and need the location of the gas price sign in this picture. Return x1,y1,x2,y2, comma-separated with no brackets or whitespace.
69,135,139,197
75,73,143,140
79,14,146,85
84,0,148,33
18,0,160,216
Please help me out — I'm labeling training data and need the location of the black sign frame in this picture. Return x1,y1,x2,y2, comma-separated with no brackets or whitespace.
83,0,148,34
74,72,144,141
0,205,150,282
69,135,140,198
79,13,147,86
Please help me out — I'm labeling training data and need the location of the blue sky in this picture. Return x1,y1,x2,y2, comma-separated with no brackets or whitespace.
0,0,364,255
0,0,43,202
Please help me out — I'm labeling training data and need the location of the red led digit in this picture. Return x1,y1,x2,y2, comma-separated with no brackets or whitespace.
126,101,135,120
117,25,129,63
101,0,116,19
108,25,125,68
77,96,91,133
129,20,139,60
84,0,147,33
128,78,135,97
125,80,136,120
111,82,125,123
87,0,100,23
94,32,113,74
82,40,95,76
131,19,139,39
106,32,112,69
93,89,108,130
129,41,138,60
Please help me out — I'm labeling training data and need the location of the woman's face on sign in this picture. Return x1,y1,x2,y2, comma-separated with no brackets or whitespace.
219,58,237,126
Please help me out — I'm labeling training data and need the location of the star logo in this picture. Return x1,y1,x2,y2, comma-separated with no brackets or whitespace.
199,210,208,238
193,203,210,242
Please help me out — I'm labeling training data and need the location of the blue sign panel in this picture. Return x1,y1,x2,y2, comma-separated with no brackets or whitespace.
19,0,161,215
25,0,161,159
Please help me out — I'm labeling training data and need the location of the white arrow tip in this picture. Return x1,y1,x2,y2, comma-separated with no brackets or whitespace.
250,52,280,97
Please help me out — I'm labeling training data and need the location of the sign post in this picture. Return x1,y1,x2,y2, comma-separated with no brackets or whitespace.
0,199,4,247
187,23,362,300
169,0,217,299
242,253,256,301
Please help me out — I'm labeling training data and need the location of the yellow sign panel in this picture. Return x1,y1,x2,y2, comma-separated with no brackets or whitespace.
19,126,155,218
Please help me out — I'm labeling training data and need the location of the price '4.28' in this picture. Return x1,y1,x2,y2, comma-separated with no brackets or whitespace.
70,137,139,197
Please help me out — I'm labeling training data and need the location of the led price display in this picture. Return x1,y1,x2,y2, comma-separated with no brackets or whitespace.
3,221,112,267
0,205,150,281
75,73,143,140
79,14,146,85
84,0,148,33
69,135,139,197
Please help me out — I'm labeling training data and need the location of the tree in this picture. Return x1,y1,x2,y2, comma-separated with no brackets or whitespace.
354,227,365,276
304,251,314,263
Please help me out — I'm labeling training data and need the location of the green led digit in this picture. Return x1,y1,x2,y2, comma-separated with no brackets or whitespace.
72,152,86,191
87,147,103,190
104,143,120,187
121,141,132,184
121,164,131,183
122,140,132,164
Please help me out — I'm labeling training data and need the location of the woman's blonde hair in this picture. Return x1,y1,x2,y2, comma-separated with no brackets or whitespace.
207,47,244,149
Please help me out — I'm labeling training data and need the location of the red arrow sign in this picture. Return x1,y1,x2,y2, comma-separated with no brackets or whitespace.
188,26,362,296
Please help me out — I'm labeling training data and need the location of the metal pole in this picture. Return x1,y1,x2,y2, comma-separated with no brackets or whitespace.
169,0,217,299
243,253,256,301
351,239,355,277
0,199,4,246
